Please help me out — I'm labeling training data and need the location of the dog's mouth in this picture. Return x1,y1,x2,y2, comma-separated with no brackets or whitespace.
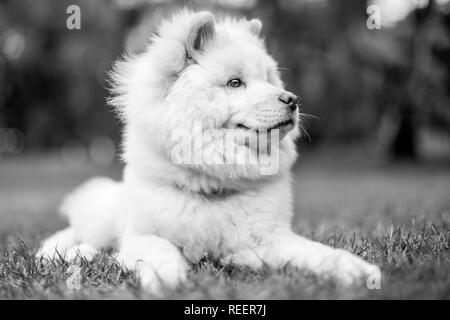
236,119,294,132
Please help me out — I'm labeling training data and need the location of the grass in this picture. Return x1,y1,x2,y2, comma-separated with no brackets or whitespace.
0,148,449,299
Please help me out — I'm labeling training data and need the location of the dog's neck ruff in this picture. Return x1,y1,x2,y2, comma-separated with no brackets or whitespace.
127,164,243,199
171,180,239,199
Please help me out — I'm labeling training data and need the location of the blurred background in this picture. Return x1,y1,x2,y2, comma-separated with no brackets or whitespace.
1,0,449,161
0,0,449,244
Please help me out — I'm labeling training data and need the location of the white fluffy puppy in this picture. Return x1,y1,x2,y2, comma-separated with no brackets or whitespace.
38,10,378,293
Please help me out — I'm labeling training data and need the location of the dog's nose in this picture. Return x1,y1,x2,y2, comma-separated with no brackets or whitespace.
279,92,298,112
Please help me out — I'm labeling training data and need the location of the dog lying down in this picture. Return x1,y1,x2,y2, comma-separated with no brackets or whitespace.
38,10,379,294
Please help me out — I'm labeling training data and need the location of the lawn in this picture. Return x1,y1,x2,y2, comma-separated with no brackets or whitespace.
0,147,449,299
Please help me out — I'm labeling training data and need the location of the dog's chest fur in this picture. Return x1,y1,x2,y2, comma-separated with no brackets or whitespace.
123,169,293,263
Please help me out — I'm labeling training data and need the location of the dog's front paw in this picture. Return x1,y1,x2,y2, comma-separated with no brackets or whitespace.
65,244,99,262
325,249,380,287
135,257,189,295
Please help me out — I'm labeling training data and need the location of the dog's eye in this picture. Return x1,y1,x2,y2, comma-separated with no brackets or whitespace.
227,78,243,88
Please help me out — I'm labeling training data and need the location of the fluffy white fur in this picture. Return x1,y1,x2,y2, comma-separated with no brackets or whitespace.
37,10,378,293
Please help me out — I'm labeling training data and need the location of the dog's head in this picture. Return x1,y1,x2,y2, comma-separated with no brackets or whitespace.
111,10,299,187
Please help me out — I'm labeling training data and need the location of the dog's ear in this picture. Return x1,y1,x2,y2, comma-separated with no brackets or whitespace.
186,12,216,61
247,18,262,36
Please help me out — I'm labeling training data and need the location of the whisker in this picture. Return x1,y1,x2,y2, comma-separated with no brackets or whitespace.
299,122,311,142
298,112,319,120
297,115,312,142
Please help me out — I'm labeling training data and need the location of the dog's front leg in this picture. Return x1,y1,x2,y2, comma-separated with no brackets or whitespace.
117,235,189,294
262,232,379,286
